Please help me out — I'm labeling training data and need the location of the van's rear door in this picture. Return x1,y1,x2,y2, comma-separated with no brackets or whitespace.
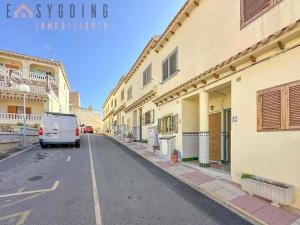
59,116,77,143
44,114,60,141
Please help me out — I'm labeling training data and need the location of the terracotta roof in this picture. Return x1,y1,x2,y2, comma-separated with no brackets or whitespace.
113,104,126,116
124,37,159,83
154,0,199,53
153,18,300,105
102,108,114,121
113,75,126,95
124,90,156,113
102,89,114,108
124,0,200,84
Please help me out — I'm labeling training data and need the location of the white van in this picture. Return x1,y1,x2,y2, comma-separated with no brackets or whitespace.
39,112,81,148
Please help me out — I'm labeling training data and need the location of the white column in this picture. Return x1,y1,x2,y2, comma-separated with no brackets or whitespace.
199,91,210,167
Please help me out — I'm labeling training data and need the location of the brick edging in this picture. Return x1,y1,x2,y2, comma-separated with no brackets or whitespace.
105,134,267,225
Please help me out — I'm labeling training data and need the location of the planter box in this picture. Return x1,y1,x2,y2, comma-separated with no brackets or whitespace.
241,177,294,207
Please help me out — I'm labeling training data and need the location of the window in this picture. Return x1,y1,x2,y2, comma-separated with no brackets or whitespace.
127,86,132,100
158,114,178,134
122,116,124,124
115,99,117,107
7,106,31,114
162,49,178,82
143,65,152,86
121,89,124,101
143,110,154,125
241,0,283,28
257,80,300,131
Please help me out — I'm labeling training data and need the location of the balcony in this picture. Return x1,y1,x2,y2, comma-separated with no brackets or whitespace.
0,113,42,125
0,65,58,98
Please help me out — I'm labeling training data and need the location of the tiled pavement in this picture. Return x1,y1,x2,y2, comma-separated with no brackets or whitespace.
109,135,300,225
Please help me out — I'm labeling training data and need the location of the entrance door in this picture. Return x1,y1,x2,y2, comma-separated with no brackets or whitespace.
209,112,221,161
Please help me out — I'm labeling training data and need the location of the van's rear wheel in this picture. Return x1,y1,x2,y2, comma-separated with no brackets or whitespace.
75,141,80,148
41,143,47,148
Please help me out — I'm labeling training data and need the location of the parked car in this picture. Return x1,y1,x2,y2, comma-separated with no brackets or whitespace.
39,112,81,148
84,126,94,133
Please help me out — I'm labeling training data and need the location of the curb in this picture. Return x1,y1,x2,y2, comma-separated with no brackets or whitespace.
106,134,267,225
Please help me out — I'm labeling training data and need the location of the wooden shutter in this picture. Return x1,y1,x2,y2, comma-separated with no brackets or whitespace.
241,0,272,25
143,71,146,86
172,114,178,133
287,81,300,129
142,113,146,125
7,105,16,113
151,110,155,124
158,118,162,133
169,51,177,75
26,107,32,114
257,87,283,131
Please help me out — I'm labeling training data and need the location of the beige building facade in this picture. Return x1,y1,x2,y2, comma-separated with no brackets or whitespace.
0,50,70,127
69,91,103,132
102,0,300,209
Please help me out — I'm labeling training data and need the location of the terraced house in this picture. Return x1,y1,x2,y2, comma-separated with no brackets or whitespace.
103,0,300,209
0,50,71,127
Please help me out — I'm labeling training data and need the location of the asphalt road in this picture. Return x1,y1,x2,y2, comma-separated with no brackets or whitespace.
0,134,251,225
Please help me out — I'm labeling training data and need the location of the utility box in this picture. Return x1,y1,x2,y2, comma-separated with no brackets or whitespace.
159,136,175,160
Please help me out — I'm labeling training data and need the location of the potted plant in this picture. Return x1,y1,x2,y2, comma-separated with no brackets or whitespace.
152,144,159,154
171,149,179,163
240,173,294,207
127,132,133,143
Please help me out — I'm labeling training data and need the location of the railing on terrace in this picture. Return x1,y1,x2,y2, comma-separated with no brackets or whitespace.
0,81,47,94
29,72,56,83
0,66,56,85
0,113,42,123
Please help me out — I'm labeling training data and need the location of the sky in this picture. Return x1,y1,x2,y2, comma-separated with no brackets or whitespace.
0,0,185,114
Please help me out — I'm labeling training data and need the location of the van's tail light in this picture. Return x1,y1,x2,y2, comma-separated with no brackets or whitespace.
75,128,80,137
38,127,43,136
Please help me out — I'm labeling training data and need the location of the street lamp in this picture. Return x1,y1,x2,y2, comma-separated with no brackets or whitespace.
17,84,30,146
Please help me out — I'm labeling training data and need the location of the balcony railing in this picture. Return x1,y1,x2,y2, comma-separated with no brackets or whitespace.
0,66,56,87
0,81,47,94
0,113,42,124
29,72,55,83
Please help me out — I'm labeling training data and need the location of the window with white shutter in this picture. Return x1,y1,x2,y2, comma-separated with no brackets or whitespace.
162,48,178,82
143,64,152,87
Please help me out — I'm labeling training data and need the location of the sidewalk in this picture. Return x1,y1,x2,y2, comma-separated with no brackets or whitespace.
108,134,300,225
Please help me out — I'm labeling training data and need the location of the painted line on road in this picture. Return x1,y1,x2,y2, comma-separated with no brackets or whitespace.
0,144,39,163
0,210,31,225
88,134,102,225
1,192,45,209
66,155,71,162
0,180,60,198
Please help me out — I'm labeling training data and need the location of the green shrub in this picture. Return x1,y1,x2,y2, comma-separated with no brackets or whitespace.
241,173,255,179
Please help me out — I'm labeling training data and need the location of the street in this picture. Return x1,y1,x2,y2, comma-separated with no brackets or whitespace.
0,134,251,225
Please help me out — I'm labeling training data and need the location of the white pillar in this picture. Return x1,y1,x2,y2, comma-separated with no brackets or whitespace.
199,91,210,167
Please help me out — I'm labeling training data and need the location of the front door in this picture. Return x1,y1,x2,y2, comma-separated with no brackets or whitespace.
209,112,221,161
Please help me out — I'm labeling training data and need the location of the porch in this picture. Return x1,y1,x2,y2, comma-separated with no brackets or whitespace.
181,83,232,171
